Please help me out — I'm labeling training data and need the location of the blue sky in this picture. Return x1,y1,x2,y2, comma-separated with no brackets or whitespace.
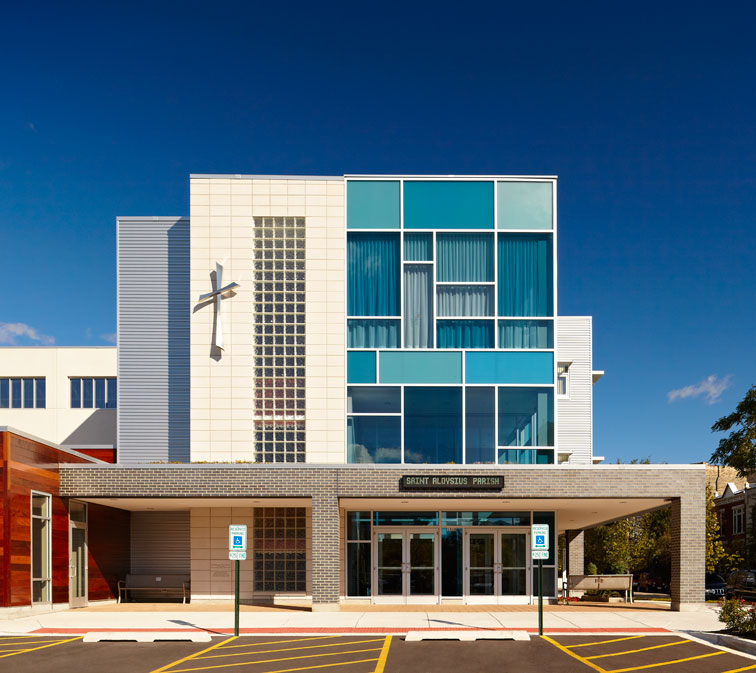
1,1,754,464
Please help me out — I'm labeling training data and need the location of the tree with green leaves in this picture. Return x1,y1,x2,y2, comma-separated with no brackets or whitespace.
710,385,756,477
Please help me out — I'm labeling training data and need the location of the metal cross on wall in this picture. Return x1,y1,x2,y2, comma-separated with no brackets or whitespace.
199,262,239,350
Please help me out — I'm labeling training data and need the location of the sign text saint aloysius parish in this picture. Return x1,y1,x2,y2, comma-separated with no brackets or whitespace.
401,475,504,490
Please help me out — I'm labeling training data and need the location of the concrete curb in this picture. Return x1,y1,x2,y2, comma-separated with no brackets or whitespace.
688,631,756,658
82,632,211,643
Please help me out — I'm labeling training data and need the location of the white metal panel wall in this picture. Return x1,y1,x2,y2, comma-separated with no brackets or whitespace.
131,511,190,574
556,316,594,464
117,217,190,462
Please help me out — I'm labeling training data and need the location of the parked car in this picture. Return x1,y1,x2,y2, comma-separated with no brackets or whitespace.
725,570,756,601
705,573,727,600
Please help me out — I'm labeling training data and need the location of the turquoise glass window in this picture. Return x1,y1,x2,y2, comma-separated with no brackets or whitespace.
497,448,554,465
437,285,494,317
347,180,400,229
404,181,494,229
347,416,401,463
465,352,553,384
404,387,462,464
437,234,493,282
465,387,495,464
497,234,553,316
347,351,376,383
348,319,400,348
347,233,400,316
498,320,553,348
497,387,554,446
497,181,553,230
374,511,439,526
404,233,433,261
379,351,462,384
437,320,494,349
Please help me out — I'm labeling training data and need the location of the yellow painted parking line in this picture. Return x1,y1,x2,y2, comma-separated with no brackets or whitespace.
586,640,691,660
373,636,392,673
0,638,71,648
719,663,756,673
217,637,341,650
567,636,644,649
0,636,83,659
149,635,238,673
196,638,386,660
541,636,606,672
605,650,725,673
169,647,384,672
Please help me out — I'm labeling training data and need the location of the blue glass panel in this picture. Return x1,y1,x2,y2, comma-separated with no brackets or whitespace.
437,320,494,349
11,379,21,408
379,352,462,384
498,320,553,348
347,319,400,348
437,286,493,317
404,264,433,348
347,233,400,316
82,378,94,408
442,528,463,596
497,448,554,464
347,351,376,383
347,416,401,463
95,378,106,409
437,234,493,282
497,181,553,230
23,378,33,408
106,378,117,409
497,387,554,447
465,352,553,384
465,387,495,464
347,180,400,229
404,233,432,261
348,386,401,413
0,379,8,408
374,511,439,526
70,378,81,408
497,234,553,316
443,511,531,526
35,378,45,409
404,387,462,464
533,511,556,565
404,181,494,229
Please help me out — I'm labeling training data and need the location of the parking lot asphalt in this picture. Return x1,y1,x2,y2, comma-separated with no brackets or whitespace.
3,633,756,673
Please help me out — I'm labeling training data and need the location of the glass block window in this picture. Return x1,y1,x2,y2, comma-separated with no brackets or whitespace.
70,377,116,409
0,378,46,408
253,507,307,593
253,217,306,463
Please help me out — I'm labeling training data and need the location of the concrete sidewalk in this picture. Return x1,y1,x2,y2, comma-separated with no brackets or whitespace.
0,602,723,636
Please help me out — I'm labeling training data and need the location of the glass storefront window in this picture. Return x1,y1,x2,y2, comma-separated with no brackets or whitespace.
346,511,371,540
31,493,51,603
374,511,439,526
442,511,531,527
441,528,463,596
347,543,371,596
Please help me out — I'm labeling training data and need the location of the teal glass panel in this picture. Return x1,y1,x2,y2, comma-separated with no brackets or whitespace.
348,386,401,413
465,352,553,384
347,233,400,315
497,234,553,316
497,181,553,230
465,387,495,464
498,320,553,348
442,512,531,526
404,387,462,464
374,511,439,526
437,234,494,281
437,320,494,349
347,416,401,463
533,511,556,565
437,285,494,317
404,181,494,229
347,351,376,383
441,528,463,596
404,233,432,261
348,319,400,347
497,448,554,465
379,351,462,384
497,387,554,447
347,180,400,229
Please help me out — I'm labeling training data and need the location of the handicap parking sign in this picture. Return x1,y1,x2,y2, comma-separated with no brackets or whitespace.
233,535,242,546
536,534,545,546
229,524,247,551
531,524,549,550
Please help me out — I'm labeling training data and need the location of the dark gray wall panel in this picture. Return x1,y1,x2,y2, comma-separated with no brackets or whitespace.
130,511,190,574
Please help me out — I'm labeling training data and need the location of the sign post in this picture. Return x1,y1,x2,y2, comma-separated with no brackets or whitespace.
531,524,549,636
229,525,247,637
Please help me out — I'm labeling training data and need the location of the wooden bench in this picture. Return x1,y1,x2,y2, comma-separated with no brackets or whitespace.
117,574,191,604
566,574,634,603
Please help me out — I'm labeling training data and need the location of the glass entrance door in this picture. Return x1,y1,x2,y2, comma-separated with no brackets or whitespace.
500,533,528,596
465,529,530,604
373,529,438,603
468,533,496,600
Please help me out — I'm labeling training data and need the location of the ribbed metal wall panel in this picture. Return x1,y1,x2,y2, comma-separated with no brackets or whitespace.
131,511,190,574
117,217,190,462
556,316,593,464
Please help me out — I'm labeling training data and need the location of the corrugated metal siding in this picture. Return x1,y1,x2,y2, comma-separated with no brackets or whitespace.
556,316,593,464
131,511,190,574
117,217,190,462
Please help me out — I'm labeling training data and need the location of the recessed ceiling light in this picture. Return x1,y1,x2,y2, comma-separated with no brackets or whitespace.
401,501,409,504
591,511,598,514
619,501,627,504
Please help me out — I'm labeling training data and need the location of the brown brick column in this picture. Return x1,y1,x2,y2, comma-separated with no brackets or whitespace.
670,496,705,611
566,530,584,576
311,490,340,611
